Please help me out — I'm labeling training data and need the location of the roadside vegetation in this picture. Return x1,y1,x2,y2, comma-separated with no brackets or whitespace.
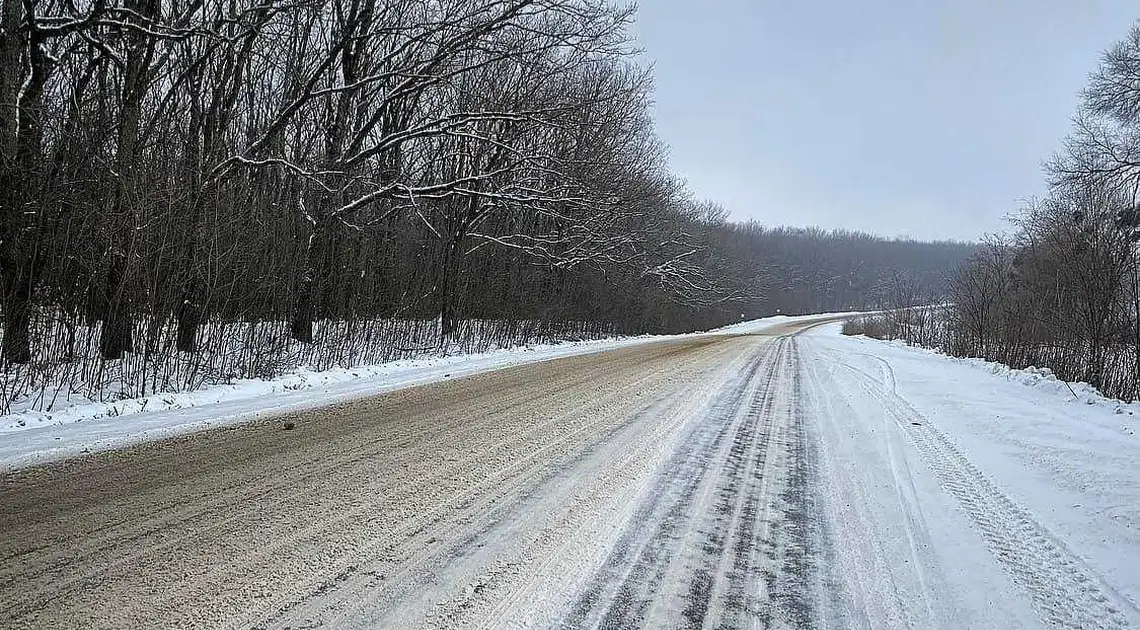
0,0,972,412
846,22,1140,402
841,308,944,350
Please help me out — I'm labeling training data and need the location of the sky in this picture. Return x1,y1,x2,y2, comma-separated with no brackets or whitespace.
631,0,1140,241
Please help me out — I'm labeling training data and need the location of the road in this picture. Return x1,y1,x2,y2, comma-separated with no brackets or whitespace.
1,319,1136,629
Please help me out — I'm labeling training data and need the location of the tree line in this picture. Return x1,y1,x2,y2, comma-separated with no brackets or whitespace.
0,0,972,410
723,224,972,315
859,21,1140,401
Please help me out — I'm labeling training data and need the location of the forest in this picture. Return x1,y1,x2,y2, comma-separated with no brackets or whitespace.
0,0,973,410
848,22,1140,402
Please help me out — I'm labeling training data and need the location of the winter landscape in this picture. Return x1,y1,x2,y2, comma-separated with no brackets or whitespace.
3,1,1140,629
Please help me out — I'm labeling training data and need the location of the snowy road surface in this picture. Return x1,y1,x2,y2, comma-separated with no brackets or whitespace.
2,318,1138,629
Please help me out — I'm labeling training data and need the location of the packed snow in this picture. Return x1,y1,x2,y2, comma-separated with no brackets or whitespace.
809,323,1140,616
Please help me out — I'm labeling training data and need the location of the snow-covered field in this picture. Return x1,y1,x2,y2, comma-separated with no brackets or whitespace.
810,323,1140,619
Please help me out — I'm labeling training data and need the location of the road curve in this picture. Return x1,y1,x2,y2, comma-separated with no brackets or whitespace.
2,317,1135,630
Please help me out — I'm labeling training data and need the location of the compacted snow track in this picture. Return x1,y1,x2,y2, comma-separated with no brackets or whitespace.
806,341,1139,630
561,337,820,629
2,319,1137,630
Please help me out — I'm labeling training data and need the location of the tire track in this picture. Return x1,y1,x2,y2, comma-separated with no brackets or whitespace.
410,357,743,630
561,335,822,630
0,336,745,630
559,343,779,629
766,341,818,628
680,347,779,630
260,361,722,629
832,353,1140,630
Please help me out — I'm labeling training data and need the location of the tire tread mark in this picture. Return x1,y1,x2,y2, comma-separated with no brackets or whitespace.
562,337,819,630
559,342,780,629
834,356,1137,630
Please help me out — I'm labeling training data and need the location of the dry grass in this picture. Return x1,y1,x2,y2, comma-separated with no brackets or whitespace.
841,315,895,340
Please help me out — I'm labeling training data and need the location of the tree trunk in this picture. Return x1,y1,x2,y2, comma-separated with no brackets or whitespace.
437,235,464,342
174,190,204,353
291,275,315,344
1,0,40,366
176,274,202,352
98,0,155,360
99,253,134,360
1,263,32,364
291,220,327,344
1132,266,1140,400
0,0,23,162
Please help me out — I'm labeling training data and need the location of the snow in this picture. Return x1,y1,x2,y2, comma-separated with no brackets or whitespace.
710,309,868,334
4,312,1138,627
10,307,1133,619
0,313,839,471
0,335,655,470
805,323,1140,617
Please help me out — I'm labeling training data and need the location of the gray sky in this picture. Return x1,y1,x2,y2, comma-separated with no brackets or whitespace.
632,0,1140,241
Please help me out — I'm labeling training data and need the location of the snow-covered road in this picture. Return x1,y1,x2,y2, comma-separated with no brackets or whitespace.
1,318,1137,629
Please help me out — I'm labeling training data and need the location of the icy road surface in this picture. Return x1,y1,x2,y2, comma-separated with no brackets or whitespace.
1,318,1138,629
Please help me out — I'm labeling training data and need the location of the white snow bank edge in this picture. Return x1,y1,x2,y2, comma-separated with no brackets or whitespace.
1,312,857,471
833,326,1140,422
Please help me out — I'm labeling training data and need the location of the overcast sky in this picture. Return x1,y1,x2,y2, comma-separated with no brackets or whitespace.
632,0,1140,241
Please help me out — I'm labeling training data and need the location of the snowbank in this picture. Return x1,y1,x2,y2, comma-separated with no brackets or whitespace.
0,335,657,470
810,323,1139,608
871,335,1138,426
0,313,832,470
